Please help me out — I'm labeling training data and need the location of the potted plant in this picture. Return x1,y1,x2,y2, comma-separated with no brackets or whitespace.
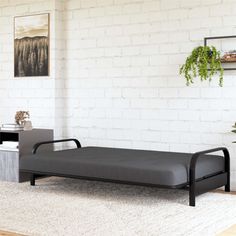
180,46,224,86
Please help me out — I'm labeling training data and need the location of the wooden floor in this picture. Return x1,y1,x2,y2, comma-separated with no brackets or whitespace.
0,231,26,236
0,190,235,236
1,226,236,236
218,224,236,236
213,189,236,195
214,191,236,235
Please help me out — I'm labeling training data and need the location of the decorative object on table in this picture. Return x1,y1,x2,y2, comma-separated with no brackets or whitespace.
23,120,33,131
14,13,50,77
1,123,24,131
204,35,236,70
1,111,32,131
15,111,30,126
180,45,224,86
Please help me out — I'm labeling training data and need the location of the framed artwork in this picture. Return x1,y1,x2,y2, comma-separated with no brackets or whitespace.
14,13,50,77
204,35,236,70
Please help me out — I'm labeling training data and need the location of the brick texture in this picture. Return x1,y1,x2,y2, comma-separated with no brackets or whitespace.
1,0,236,188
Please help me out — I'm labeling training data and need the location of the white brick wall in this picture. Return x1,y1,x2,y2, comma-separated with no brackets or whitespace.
0,0,56,129
1,0,236,188
63,0,236,188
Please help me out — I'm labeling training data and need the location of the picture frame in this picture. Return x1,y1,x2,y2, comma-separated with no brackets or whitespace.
204,35,236,71
14,13,50,77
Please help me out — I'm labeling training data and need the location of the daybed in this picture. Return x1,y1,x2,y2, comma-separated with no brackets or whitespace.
19,139,230,207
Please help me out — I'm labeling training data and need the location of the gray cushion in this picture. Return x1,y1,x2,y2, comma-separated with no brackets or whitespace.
20,147,224,187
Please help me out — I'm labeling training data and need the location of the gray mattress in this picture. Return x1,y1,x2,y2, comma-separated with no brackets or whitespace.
20,146,224,187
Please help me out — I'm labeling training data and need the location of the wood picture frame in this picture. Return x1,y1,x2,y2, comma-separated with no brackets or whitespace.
14,13,50,77
204,35,236,71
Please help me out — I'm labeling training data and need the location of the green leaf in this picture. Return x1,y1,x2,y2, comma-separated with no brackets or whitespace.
180,46,224,86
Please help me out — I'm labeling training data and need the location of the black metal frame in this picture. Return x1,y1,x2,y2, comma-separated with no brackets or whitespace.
204,35,236,70
32,138,81,154
24,139,230,207
189,147,230,206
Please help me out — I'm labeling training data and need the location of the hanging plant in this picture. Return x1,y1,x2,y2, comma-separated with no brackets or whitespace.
180,46,224,86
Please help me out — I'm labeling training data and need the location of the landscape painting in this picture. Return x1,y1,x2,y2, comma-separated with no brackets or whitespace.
14,13,49,77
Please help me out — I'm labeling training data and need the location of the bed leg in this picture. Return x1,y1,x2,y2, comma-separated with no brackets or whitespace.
225,184,230,192
30,174,36,186
225,176,230,192
224,148,230,192
189,184,195,207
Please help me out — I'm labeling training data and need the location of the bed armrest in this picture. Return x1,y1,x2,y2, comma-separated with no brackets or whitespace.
189,147,230,206
190,147,230,181
32,139,81,154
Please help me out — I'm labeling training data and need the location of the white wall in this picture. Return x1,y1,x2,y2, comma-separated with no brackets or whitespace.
0,0,56,129
1,0,236,187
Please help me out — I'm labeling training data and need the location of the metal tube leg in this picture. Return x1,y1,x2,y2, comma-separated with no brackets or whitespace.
225,177,230,192
223,149,230,192
30,174,35,186
225,184,230,192
189,186,195,207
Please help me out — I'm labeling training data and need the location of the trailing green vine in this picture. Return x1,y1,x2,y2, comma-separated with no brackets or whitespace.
180,46,224,86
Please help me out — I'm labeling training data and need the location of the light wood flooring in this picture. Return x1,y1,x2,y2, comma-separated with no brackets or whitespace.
218,224,236,236
0,230,26,236
214,190,236,235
